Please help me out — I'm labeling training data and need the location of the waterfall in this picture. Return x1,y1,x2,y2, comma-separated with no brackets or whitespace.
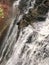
0,0,49,65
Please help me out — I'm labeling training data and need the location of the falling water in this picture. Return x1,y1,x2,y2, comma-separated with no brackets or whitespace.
0,0,49,65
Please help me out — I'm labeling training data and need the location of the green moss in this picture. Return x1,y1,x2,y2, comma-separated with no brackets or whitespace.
0,8,4,18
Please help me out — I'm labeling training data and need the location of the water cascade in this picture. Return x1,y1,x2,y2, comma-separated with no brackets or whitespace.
0,0,49,65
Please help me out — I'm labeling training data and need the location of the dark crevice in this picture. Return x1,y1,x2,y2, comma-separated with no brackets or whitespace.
26,35,32,43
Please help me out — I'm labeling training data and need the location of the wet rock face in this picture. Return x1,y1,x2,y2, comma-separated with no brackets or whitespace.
0,0,49,65
18,0,31,13
18,0,49,29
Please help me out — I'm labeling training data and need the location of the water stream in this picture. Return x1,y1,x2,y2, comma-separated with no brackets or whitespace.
0,0,49,65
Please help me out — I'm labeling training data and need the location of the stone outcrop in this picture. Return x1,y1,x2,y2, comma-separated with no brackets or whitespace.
18,0,49,29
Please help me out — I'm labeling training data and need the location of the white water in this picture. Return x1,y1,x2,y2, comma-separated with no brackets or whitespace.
5,12,49,65
0,0,49,65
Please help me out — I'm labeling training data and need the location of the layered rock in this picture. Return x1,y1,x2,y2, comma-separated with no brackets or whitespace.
18,0,49,29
